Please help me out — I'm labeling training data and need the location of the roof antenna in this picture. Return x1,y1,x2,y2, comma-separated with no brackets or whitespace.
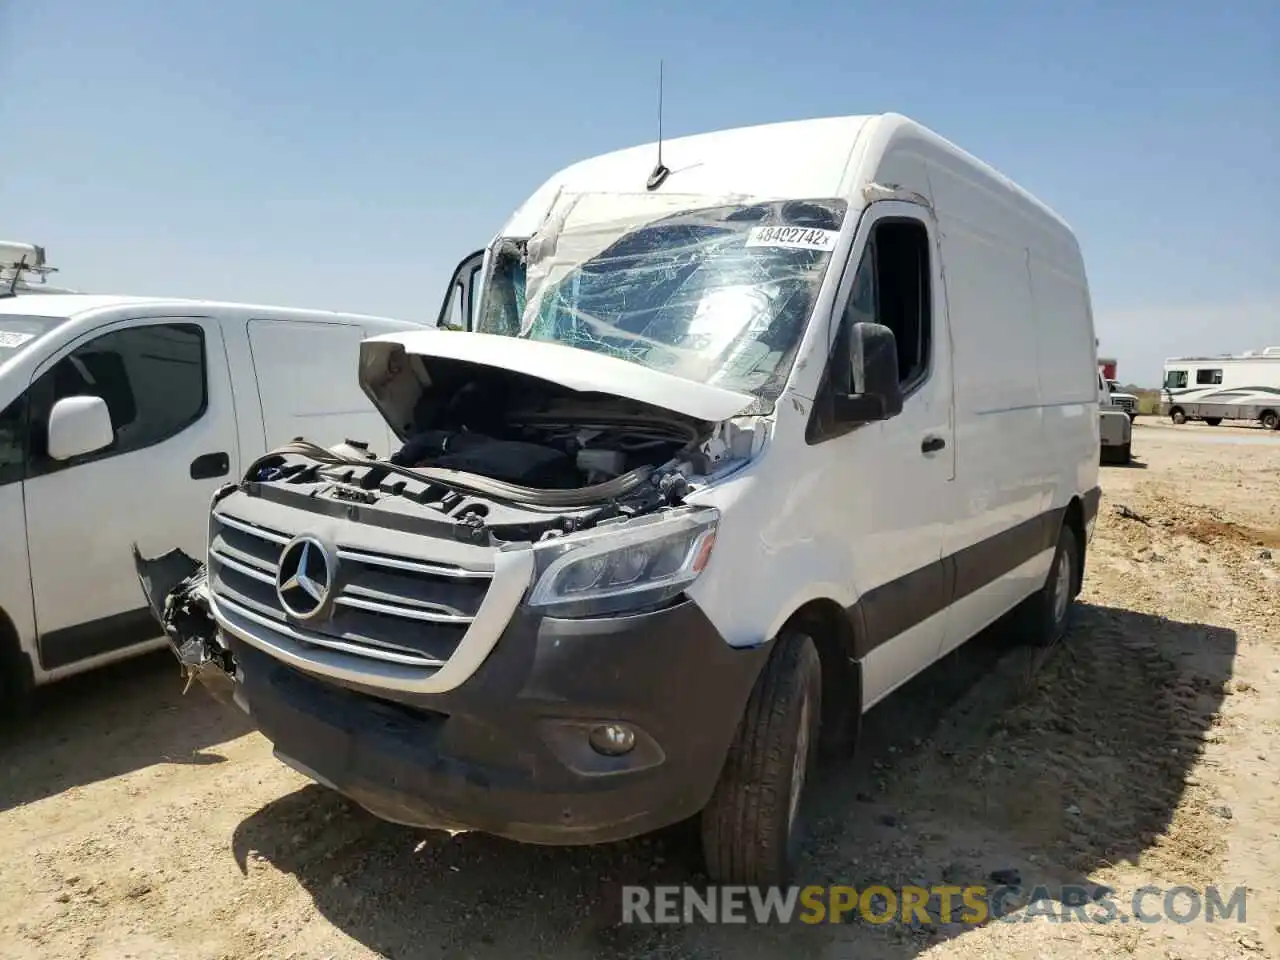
646,60,670,191
3,256,27,297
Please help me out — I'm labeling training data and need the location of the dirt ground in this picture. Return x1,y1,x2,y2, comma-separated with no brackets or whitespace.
2,420,1278,960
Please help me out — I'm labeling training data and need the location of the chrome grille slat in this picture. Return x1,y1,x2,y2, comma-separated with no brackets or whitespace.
210,550,276,585
335,547,490,580
216,514,291,545
335,594,472,624
208,511,492,671
340,580,468,617
210,571,288,622
216,594,445,668
209,531,279,573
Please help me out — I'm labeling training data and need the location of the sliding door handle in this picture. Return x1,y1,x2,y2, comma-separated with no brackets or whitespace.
921,436,946,454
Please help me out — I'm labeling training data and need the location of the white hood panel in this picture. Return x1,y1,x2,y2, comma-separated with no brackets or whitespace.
364,330,758,424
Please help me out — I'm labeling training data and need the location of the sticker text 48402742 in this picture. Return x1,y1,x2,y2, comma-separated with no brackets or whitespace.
744,226,839,252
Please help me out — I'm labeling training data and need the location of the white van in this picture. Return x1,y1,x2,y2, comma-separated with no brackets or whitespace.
0,294,428,708
143,113,1102,884
1097,372,1133,463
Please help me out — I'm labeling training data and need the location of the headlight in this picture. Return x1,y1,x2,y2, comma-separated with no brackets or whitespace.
526,508,718,618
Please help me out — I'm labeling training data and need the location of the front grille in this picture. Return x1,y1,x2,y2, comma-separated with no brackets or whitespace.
208,513,492,670
1115,397,1135,413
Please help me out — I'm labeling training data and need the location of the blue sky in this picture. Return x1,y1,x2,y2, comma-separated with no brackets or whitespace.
1,0,1275,385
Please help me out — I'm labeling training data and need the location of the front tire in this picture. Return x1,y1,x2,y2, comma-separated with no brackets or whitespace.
1262,410,1279,431
0,636,34,724
1170,408,1187,425
700,630,822,886
1019,522,1080,648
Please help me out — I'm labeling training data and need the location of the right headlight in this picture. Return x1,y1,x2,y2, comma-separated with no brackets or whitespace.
525,507,719,619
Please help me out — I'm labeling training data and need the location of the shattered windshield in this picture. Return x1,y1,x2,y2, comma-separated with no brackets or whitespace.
474,193,848,405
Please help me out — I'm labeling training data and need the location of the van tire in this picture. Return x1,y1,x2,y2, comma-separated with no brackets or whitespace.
1170,408,1187,425
1101,442,1131,466
700,629,822,887
1262,410,1279,431
1204,418,1222,427
1018,522,1080,648
0,624,34,724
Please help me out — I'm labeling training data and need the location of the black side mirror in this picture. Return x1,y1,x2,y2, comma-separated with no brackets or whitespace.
833,322,904,424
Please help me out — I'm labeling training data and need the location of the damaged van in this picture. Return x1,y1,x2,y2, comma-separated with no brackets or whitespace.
139,113,1103,884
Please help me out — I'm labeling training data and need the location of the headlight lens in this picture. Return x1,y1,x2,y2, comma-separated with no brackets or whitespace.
526,508,718,618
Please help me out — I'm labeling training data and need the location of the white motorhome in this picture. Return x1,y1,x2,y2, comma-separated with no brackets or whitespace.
0,293,429,709
140,114,1102,884
1161,350,1280,429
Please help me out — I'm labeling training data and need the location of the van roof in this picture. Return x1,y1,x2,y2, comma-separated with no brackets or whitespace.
502,113,1073,238
0,293,414,326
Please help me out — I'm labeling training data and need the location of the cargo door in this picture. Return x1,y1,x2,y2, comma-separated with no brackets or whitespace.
246,318,394,458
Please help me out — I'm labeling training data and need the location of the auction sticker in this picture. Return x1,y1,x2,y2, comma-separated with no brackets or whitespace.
0,330,36,349
744,226,839,251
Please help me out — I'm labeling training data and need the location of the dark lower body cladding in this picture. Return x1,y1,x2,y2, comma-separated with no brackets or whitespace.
231,600,772,845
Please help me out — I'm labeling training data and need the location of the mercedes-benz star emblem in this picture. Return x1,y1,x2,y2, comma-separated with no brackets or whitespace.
276,536,335,620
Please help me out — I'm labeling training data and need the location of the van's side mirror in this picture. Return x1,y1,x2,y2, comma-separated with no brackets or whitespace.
832,322,903,424
47,395,114,460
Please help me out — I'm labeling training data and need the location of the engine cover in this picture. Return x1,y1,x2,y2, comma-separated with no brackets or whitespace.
430,437,581,489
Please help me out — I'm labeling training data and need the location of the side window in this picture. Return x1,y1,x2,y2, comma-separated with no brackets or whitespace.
873,220,932,385
836,218,932,389
28,323,207,469
0,396,24,485
832,246,876,395
1165,370,1188,389
1195,368,1223,385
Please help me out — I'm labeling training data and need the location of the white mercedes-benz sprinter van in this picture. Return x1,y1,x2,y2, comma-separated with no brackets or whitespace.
142,113,1102,884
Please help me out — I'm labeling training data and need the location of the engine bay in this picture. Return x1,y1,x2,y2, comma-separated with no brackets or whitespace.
242,356,765,545
381,358,702,489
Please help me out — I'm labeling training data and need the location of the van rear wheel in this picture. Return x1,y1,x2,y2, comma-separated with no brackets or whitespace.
1204,418,1222,426
1018,523,1080,648
700,629,821,886
1101,442,1131,465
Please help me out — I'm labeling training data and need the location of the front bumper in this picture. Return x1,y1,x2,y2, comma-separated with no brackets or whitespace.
231,600,772,845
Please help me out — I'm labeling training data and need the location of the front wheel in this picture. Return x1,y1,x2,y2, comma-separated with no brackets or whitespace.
1170,408,1187,425
1261,411,1279,431
0,636,35,724
700,630,822,886
1018,522,1080,648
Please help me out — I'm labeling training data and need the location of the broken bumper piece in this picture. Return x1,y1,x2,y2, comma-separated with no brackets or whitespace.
132,544,240,708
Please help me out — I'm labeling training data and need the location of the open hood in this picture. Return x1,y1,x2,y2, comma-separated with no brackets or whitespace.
359,330,759,436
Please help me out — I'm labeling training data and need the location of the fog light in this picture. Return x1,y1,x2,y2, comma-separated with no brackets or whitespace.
588,723,637,757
